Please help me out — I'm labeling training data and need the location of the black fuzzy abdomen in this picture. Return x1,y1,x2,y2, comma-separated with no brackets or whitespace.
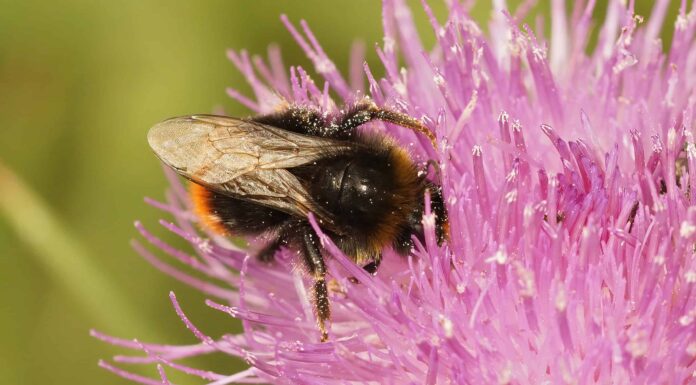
206,189,290,234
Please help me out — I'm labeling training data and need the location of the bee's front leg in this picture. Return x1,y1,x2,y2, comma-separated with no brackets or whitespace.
299,226,330,342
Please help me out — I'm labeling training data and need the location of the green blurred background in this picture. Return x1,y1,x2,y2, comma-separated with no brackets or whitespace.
0,1,680,384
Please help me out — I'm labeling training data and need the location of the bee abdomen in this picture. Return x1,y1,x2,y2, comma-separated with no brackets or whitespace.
190,182,289,235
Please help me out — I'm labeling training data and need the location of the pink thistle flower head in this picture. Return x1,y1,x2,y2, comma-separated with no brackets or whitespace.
96,1,696,384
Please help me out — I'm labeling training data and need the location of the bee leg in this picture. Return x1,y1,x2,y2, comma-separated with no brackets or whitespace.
300,227,330,342
427,183,449,245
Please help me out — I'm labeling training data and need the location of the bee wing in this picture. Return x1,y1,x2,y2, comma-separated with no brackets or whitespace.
148,115,349,225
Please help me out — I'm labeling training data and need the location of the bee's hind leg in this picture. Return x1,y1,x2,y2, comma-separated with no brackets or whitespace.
299,226,330,342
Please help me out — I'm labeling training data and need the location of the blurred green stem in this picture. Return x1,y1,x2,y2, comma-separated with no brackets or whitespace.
0,160,153,339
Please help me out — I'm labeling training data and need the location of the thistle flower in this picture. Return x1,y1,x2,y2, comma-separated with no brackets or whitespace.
95,1,696,384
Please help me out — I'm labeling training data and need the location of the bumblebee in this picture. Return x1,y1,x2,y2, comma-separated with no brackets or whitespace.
148,99,448,341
